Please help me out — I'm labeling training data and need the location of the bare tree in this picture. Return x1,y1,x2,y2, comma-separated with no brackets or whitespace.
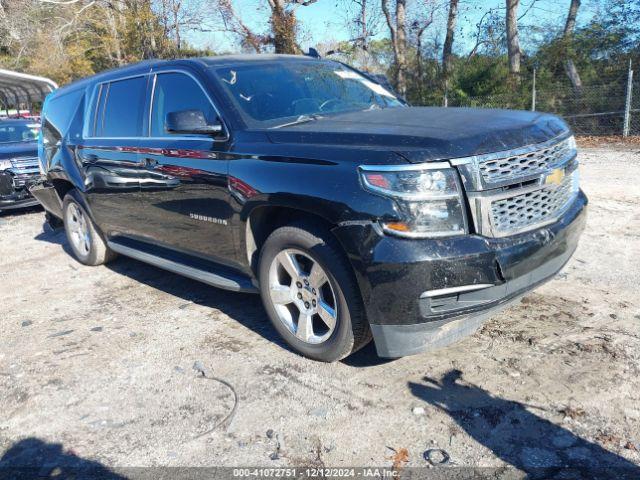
505,0,521,83
268,0,297,53
441,0,457,92
411,5,436,101
210,0,316,54
210,0,266,52
342,0,381,53
563,0,582,92
271,0,318,54
381,0,407,96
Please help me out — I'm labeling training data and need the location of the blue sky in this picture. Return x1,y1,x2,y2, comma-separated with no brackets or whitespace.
187,0,596,54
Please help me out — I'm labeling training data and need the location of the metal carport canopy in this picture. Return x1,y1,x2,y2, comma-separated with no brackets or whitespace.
0,69,58,108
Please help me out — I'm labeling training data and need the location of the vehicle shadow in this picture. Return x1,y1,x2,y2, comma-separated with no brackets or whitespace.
106,255,293,351
409,369,640,479
0,437,125,479
0,204,43,218
341,341,395,367
33,222,390,363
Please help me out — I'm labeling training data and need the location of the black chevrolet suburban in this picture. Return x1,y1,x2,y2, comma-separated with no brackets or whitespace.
31,55,587,361
0,119,41,211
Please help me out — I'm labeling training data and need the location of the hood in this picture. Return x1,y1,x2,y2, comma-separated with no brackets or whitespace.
0,141,38,160
266,107,569,162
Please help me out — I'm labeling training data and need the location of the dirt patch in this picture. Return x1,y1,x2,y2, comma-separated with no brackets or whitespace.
0,147,638,472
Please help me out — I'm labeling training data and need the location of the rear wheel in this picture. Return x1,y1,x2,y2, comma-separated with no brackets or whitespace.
258,221,371,362
62,190,116,266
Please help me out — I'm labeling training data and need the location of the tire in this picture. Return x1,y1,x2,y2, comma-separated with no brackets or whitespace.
62,190,116,266
258,220,371,362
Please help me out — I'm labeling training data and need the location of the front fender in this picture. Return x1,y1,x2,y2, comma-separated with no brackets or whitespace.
228,155,399,269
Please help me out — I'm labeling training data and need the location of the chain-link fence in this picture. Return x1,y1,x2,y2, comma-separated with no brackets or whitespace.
442,66,638,137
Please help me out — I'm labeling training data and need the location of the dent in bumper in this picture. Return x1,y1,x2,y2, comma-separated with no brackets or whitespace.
371,242,577,357
333,191,587,357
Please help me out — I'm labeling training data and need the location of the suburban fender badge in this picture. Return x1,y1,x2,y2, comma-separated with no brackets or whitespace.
189,213,228,225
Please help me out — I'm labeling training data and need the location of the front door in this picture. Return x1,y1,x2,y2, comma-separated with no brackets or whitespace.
135,70,237,266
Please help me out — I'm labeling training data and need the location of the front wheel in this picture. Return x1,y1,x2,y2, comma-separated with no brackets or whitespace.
258,221,371,362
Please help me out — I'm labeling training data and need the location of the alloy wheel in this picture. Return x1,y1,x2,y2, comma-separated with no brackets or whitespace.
67,203,91,257
268,248,338,344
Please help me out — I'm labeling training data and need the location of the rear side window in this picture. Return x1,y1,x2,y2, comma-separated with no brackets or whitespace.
96,76,147,137
150,72,217,137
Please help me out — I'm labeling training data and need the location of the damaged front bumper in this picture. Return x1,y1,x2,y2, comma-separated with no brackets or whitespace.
0,171,40,211
333,190,588,358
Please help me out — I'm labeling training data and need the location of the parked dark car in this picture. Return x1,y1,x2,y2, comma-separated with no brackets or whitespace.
0,119,41,211
31,55,587,361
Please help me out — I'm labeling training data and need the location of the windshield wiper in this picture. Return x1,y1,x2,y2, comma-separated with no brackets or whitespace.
271,114,323,129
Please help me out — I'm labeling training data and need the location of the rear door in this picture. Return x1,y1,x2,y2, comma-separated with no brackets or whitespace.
135,70,236,264
81,75,149,237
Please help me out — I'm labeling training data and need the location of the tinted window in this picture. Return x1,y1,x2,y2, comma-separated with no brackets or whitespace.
98,76,146,137
0,123,39,143
151,72,217,137
213,62,403,127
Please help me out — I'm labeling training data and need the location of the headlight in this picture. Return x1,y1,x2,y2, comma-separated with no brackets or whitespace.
566,134,577,151
0,159,11,171
359,163,467,238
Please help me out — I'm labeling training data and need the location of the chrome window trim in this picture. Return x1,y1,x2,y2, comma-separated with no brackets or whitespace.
147,68,230,143
87,74,149,139
90,83,103,138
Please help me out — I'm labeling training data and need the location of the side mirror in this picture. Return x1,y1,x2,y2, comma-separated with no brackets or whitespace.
165,110,224,136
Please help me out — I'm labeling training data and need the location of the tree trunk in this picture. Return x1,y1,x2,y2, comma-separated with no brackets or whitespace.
270,0,297,54
104,4,124,65
505,0,521,83
442,0,458,92
395,0,406,97
173,0,182,51
381,0,406,97
563,0,582,92
563,0,580,36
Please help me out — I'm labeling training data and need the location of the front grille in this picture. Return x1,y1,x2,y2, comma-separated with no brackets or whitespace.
10,156,39,169
489,171,578,235
8,157,39,188
454,136,580,238
478,137,573,185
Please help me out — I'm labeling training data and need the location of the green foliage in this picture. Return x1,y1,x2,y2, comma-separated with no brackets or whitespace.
0,0,637,111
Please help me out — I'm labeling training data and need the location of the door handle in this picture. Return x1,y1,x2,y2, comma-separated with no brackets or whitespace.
143,157,158,167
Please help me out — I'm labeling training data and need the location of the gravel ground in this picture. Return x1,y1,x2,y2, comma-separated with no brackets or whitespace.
0,146,639,476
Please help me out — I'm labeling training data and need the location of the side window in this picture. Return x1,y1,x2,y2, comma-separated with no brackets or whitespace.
151,72,217,137
97,76,147,137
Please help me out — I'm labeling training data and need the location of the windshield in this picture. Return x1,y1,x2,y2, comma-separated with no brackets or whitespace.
0,123,40,143
213,61,404,128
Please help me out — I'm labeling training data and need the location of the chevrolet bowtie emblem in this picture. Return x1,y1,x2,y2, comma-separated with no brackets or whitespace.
545,168,565,186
